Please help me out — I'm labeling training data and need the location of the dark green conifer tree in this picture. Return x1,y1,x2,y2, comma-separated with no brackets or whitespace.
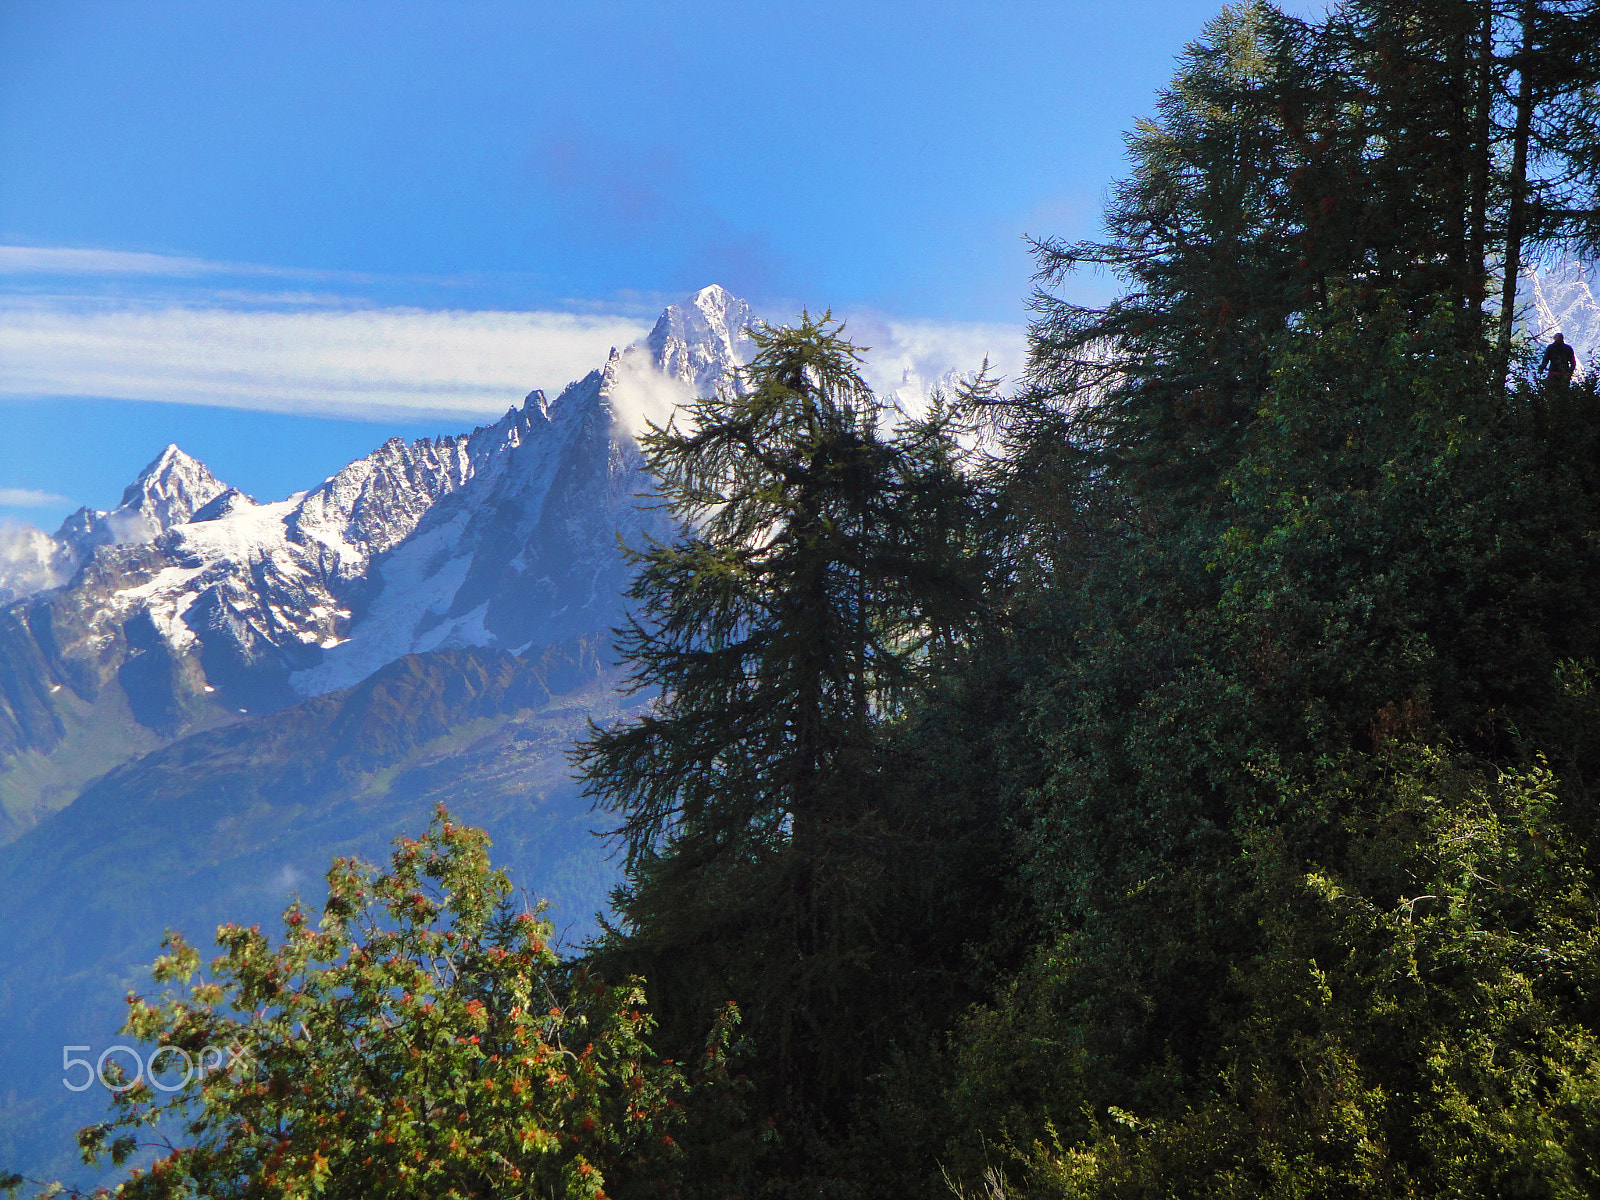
926,2,1600,1196
576,315,981,1175
1022,0,1599,502
1493,0,1600,364
1023,2,1313,510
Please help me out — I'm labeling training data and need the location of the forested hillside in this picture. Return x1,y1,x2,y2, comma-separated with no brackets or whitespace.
17,1,1600,1197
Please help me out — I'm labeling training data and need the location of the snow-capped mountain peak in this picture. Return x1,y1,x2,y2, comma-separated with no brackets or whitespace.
120,444,228,520
0,286,758,785
645,283,757,396
586,284,759,439
52,442,233,555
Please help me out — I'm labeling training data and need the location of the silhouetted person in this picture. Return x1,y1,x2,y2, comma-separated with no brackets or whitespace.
1540,332,1577,386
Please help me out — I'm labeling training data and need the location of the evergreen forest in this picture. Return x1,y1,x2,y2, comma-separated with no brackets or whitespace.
17,0,1600,1196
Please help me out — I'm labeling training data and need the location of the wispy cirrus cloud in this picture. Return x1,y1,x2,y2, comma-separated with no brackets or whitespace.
0,300,651,421
0,243,374,282
0,244,242,277
0,244,663,420
0,244,1028,424
0,488,72,507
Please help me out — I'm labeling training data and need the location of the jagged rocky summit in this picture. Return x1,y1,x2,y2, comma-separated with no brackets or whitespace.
0,284,755,838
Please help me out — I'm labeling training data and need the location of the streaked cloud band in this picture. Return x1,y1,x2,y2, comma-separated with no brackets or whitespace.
0,488,72,507
0,244,1028,424
0,303,652,421
0,245,246,277
2,302,1027,424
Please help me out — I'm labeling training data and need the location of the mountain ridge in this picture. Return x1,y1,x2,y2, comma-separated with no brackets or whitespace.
0,284,753,839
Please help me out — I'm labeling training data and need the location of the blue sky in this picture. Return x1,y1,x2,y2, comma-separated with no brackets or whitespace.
1,0,1302,530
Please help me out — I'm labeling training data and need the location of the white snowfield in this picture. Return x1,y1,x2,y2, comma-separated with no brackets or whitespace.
0,285,756,702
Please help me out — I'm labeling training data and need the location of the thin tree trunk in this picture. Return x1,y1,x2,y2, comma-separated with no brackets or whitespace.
1467,0,1493,338
1449,3,1473,326
1498,0,1536,375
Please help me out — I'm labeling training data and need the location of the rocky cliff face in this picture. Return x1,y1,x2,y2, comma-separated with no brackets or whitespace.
0,285,753,839
56,444,233,551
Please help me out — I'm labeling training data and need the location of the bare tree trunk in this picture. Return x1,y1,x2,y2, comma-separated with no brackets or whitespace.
1467,0,1494,338
1498,0,1536,375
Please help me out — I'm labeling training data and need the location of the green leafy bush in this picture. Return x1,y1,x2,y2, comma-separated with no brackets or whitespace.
43,809,707,1200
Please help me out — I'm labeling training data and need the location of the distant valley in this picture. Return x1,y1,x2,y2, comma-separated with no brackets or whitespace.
0,285,753,1185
